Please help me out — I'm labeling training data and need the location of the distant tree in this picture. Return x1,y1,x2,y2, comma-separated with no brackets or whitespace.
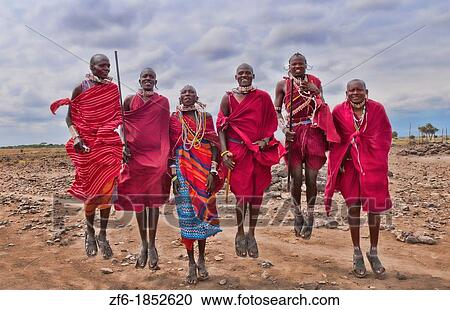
409,135,415,140
418,123,439,141
392,131,398,139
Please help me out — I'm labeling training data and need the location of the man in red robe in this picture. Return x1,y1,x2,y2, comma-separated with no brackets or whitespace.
274,53,339,239
217,63,283,258
115,68,170,270
50,54,122,259
324,79,392,278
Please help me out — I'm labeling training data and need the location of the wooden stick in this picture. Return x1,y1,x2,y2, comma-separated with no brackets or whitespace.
225,169,231,204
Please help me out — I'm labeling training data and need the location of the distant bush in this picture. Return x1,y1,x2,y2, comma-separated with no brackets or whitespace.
392,131,398,139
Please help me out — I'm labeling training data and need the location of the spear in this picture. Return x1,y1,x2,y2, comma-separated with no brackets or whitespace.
287,77,294,191
114,51,128,151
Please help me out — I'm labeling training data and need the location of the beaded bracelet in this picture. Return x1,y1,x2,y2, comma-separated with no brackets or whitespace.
220,150,230,157
171,175,178,182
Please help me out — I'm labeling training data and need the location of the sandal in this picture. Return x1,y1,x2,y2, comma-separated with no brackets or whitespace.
135,245,148,269
352,253,367,278
235,233,247,257
96,235,113,259
366,252,386,277
85,232,97,257
300,214,314,240
148,246,160,270
246,234,259,258
197,261,209,281
294,212,304,237
186,263,198,285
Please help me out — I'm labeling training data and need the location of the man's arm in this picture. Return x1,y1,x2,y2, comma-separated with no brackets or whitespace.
218,94,235,170
275,80,295,142
66,85,89,153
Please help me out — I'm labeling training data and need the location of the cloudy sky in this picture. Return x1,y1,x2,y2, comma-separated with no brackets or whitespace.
1,0,449,146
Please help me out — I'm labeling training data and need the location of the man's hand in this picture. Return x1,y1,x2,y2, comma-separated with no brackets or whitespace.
73,136,89,153
300,81,319,95
283,128,295,142
172,178,181,196
252,140,268,150
206,173,216,193
122,145,131,163
222,153,235,170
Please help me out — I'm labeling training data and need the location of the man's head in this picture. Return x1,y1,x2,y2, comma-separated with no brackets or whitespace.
288,53,307,78
179,85,198,106
90,54,110,79
235,63,255,87
139,67,157,91
346,79,368,106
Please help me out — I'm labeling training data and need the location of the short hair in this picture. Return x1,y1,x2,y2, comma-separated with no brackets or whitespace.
90,54,108,65
236,63,254,74
180,84,196,94
289,52,307,64
140,67,156,77
347,79,367,89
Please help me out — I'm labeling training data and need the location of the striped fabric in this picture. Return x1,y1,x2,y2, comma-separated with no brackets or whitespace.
174,140,221,249
51,82,122,202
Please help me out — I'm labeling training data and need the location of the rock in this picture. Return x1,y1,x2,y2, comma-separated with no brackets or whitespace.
261,270,270,279
299,282,319,290
60,239,69,246
7,243,15,247
426,203,437,208
325,220,339,229
402,206,410,211
101,268,114,274
219,279,227,285
260,260,273,268
396,272,408,280
318,281,327,285
214,255,224,261
405,235,419,244
417,235,437,245
388,170,394,177
178,268,184,271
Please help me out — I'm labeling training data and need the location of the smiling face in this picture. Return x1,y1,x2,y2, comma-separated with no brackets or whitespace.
346,79,368,106
139,68,156,91
180,85,198,107
235,63,254,87
289,54,307,78
90,54,110,79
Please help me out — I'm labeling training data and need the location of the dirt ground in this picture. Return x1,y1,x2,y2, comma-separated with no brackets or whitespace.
0,145,449,290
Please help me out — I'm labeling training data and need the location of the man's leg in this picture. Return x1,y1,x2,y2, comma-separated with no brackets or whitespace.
197,239,209,280
148,207,160,269
367,212,385,275
85,212,97,256
290,164,304,236
235,199,247,257
135,209,148,268
348,204,366,277
186,246,197,284
97,207,113,259
301,166,319,239
247,203,260,258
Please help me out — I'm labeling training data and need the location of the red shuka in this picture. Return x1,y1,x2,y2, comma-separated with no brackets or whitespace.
50,83,122,202
324,99,392,214
115,93,170,212
217,89,284,206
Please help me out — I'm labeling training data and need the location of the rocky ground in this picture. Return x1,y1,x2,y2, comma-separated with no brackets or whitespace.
0,144,449,290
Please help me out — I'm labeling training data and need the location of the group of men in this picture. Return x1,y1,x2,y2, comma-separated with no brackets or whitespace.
51,52,392,279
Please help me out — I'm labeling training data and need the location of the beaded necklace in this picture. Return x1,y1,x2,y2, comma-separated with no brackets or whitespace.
353,104,366,132
179,109,206,150
232,85,256,94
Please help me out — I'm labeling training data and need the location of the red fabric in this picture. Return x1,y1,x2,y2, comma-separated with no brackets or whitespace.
286,126,327,170
115,93,170,212
217,89,284,206
324,99,392,214
50,83,122,202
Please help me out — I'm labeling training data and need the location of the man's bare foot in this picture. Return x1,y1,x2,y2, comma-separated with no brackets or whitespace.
135,244,148,269
186,263,198,285
235,233,247,257
84,231,97,257
148,246,160,270
197,257,209,280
